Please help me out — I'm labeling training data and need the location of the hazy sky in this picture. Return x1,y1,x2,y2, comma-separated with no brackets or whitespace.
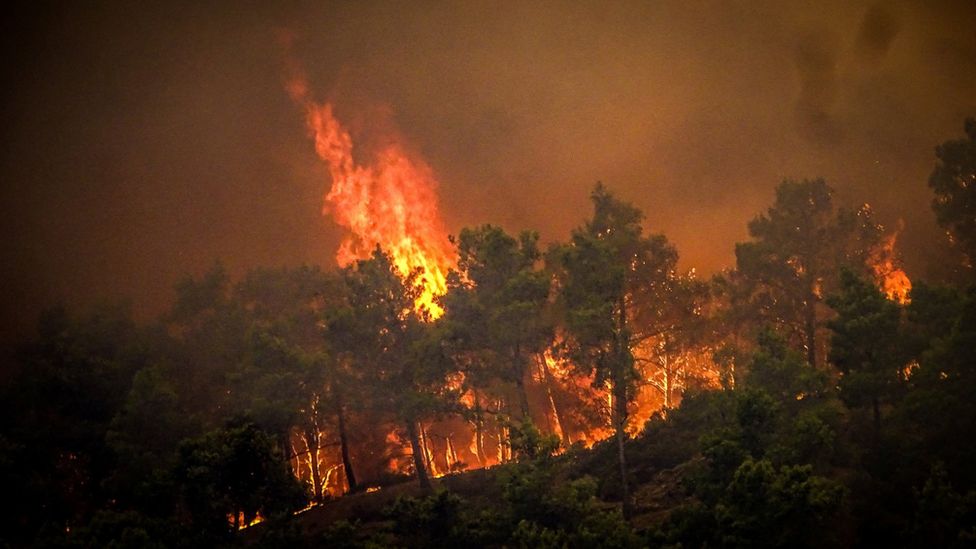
2,0,975,343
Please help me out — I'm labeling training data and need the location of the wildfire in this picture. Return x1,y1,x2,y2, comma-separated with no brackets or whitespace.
869,223,912,304
284,58,454,317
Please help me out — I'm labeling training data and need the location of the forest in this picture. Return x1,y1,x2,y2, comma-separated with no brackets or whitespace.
1,119,975,548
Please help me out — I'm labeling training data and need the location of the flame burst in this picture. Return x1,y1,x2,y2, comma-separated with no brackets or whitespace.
286,68,453,317
869,224,912,304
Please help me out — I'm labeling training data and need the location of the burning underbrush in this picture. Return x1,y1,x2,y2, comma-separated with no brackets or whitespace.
286,341,723,502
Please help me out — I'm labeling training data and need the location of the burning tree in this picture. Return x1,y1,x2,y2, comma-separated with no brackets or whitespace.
441,225,555,457
827,269,909,434
329,248,457,493
549,183,679,515
733,179,910,367
631,268,715,422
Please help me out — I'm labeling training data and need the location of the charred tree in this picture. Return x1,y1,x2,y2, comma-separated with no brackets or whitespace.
406,419,433,494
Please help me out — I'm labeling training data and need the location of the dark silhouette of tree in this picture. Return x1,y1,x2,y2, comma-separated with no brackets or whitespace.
175,421,306,542
638,271,712,413
929,118,976,268
549,183,678,515
0,303,149,541
827,269,908,434
734,179,886,367
330,248,456,493
443,225,552,432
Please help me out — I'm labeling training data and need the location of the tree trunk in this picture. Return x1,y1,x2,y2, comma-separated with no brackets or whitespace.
473,392,486,466
540,355,573,446
514,374,531,421
663,354,673,412
420,422,438,477
615,296,632,517
613,374,631,518
335,398,357,493
513,346,531,420
446,436,458,471
406,419,433,494
304,427,323,502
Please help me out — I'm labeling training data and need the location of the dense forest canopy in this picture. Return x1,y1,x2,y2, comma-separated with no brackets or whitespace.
2,118,975,547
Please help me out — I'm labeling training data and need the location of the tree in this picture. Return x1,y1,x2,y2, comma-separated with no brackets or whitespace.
329,248,456,493
734,179,885,367
827,269,907,433
716,459,844,548
549,183,678,515
175,421,307,542
0,302,149,540
899,286,976,486
929,118,976,267
443,225,552,427
164,263,251,424
639,272,712,413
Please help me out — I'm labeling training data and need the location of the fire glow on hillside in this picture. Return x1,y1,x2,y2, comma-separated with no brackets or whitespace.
279,43,916,502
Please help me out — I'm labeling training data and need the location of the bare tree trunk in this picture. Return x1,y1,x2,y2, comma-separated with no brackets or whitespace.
406,419,433,494
540,355,573,446
446,435,458,471
616,298,632,518
513,345,531,420
304,427,323,502
473,392,486,466
613,374,631,518
662,354,673,413
498,398,511,462
420,422,438,477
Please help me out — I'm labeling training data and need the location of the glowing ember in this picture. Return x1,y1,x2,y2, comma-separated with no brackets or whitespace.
231,512,265,530
285,68,454,317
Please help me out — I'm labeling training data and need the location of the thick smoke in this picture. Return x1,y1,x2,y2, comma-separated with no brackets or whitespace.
1,1,975,348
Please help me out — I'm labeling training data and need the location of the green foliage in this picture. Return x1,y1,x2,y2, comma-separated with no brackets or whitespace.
733,178,886,366
746,329,828,401
894,285,976,487
718,459,844,548
0,302,149,544
174,421,307,543
443,224,552,419
385,491,466,547
550,183,679,513
550,184,678,390
508,417,560,460
662,458,844,549
929,118,976,265
329,248,458,492
909,463,976,548
827,269,907,430
72,510,169,549
501,471,641,548
8,176,976,548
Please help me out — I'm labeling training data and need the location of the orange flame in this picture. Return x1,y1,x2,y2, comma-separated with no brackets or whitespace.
869,224,912,304
285,63,453,317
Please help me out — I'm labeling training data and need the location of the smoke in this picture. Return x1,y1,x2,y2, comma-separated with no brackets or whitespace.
855,2,902,62
794,31,842,146
1,0,975,348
